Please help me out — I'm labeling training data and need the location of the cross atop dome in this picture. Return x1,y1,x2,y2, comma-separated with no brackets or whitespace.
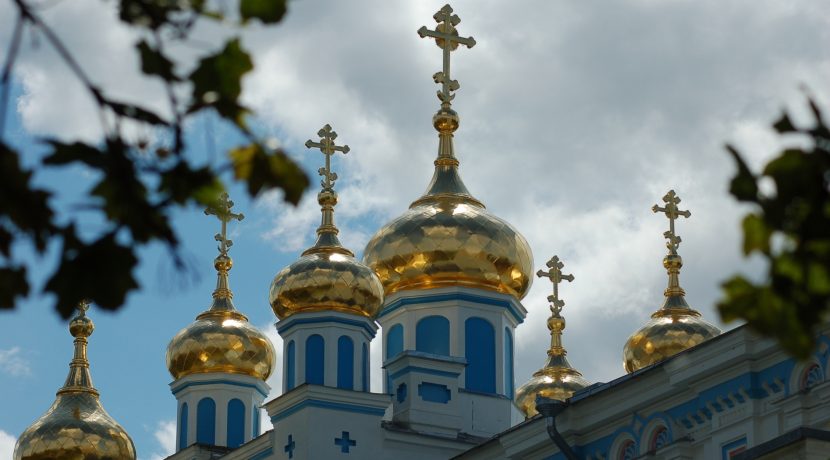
305,123,350,192
537,255,574,316
652,189,690,254
204,192,244,257
418,4,476,110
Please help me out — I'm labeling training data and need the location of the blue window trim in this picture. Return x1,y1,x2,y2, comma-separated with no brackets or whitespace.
465,317,496,393
418,382,451,404
178,402,188,451
271,399,386,424
504,327,514,398
277,315,377,338
386,324,404,360
388,365,462,381
286,340,296,391
306,334,325,385
416,315,450,356
361,343,369,391
196,397,216,445
380,291,525,323
226,398,245,448
337,335,355,390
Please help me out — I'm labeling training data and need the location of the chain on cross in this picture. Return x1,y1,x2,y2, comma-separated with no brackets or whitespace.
418,4,476,108
537,255,574,317
204,192,244,257
305,124,350,192
652,190,690,253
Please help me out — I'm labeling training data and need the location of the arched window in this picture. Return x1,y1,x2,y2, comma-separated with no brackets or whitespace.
504,327,514,398
178,402,188,451
306,334,325,385
465,317,495,393
227,399,245,448
416,316,450,356
196,397,216,445
386,324,404,359
285,340,296,391
337,335,355,390
619,439,636,460
649,426,669,451
801,363,823,390
362,343,369,391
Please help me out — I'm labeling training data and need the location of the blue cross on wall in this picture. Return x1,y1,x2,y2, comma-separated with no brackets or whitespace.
334,431,357,453
284,434,296,458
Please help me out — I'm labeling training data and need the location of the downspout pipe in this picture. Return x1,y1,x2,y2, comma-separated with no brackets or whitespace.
536,399,579,460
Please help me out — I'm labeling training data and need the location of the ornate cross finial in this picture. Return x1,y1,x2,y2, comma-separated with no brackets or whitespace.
77,299,90,316
204,193,244,257
305,124,350,192
652,190,691,253
537,256,574,316
418,4,476,108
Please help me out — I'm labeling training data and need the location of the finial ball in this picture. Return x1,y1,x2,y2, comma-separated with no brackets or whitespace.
214,254,233,272
70,314,94,338
547,315,566,332
433,109,459,133
663,253,683,270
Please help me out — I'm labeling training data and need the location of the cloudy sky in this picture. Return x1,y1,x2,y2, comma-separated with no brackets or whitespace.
1,0,829,458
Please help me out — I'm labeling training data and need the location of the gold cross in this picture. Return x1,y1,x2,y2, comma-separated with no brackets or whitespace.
77,299,90,316
652,190,691,253
305,124,350,191
204,192,244,256
537,255,574,316
418,4,476,107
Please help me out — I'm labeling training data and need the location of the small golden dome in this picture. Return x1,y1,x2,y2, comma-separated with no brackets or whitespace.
15,302,136,460
270,125,384,320
624,191,721,373
363,110,533,300
167,195,276,381
515,256,589,418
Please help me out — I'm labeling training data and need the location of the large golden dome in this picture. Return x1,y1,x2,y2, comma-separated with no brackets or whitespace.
15,303,136,460
624,191,721,373
167,195,275,381
515,256,589,418
270,124,384,320
168,255,275,381
363,110,533,300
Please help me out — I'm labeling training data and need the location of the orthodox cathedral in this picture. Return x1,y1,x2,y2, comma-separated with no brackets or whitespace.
13,4,830,460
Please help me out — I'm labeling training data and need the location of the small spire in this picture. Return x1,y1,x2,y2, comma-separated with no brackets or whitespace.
303,124,353,256
58,300,98,396
203,193,244,313
414,4,481,206
652,190,695,313
536,256,578,370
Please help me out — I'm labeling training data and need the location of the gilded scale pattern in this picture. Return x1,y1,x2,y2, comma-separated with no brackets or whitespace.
14,302,136,460
623,190,721,373
515,256,590,418
363,4,533,301
270,124,384,320
167,194,275,381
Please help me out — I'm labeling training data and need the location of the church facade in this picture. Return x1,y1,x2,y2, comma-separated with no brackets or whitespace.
14,4,830,460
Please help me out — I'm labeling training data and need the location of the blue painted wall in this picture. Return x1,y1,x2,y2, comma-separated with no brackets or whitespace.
418,382,451,403
178,402,188,451
306,335,325,385
286,340,296,391
362,343,369,391
337,335,355,390
227,398,245,448
465,317,496,393
504,327,514,398
386,324,403,359
196,397,216,445
416,316,450,356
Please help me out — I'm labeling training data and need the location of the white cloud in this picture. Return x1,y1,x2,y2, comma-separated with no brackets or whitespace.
0,347,31,377
259,322,283,432
141,420,176,460
0,430,16,460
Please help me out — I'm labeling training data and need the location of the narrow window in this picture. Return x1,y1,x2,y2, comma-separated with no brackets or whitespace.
386,324,403,359
285,340,296,391
196,397,216,445
416,316,450,355
337,335,355,390
465,317,495,393
178,403,188,450
362,343,369,391
227,399,245,448
306,335,325,385
504,327,514,398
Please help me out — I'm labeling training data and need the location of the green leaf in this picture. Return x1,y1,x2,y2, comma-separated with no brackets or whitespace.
188,38,253,124
773,112,796,133
46,232,139,318
159,162,223,205
0,266,29,309
742,213,771,255
42,140,104,167
726,145,758,202
0,142,54,252
229,143,309,204
240,0,287,24
137,40,179,81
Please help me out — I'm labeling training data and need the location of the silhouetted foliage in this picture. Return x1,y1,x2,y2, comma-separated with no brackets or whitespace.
0,0,308,318
720,96,830,359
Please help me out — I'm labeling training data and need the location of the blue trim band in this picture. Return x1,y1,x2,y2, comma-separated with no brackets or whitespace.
388,366,462,381
271,399,386,424
171,379,268,398
278,315,377,338
249,447,273,460
380,291,524,323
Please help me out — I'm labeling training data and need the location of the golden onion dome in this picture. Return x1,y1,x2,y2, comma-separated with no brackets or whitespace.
515,256,589,418
167,195,275,381
15,302,136,460
623,191,721,373
270,124,384,320
363,109,533,300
